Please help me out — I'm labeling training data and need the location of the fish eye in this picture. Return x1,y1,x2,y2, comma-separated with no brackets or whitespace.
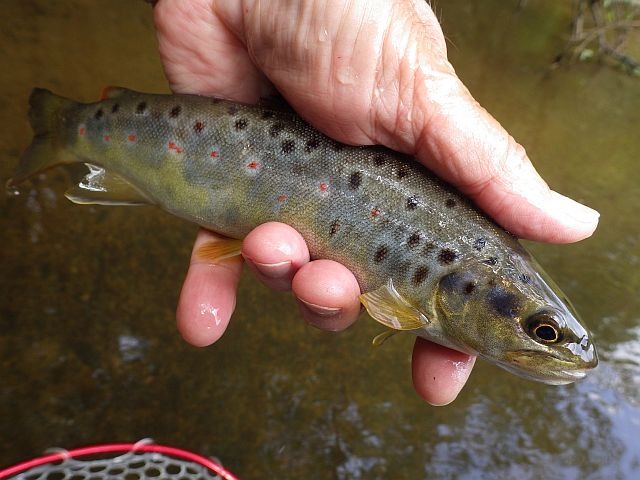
526,313,562,344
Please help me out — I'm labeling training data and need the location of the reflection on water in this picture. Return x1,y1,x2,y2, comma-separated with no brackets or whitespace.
1,0,639,478
608,326,640,373
4,179,21,197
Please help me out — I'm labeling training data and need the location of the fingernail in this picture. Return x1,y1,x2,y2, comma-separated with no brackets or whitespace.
246,259,292,279
298,299,342,317
552,192,600,225
426,398,455,407
298,299,345,331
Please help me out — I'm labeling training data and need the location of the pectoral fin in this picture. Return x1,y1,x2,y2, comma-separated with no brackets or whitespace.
65,164,153,206
195,239,243,262
360,279,429,330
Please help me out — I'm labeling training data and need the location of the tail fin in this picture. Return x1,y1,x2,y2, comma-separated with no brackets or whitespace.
9,88,80,185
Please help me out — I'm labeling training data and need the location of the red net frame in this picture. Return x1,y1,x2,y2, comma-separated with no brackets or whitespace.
0,442,239,480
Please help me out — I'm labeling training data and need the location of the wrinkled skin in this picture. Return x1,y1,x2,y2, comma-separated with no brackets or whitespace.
153,0,599,405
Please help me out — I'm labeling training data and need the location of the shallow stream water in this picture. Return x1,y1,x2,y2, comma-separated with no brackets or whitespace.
1,1,639,478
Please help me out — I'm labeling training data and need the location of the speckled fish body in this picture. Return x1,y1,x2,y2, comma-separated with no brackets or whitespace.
12,88,597,384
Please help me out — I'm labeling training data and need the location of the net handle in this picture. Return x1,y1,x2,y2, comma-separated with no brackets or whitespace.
0,442,239,480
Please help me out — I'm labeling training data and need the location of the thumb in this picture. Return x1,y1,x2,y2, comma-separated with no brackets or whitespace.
407,79,599,243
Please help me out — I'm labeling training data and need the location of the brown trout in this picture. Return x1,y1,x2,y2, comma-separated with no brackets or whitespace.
11,87,597,384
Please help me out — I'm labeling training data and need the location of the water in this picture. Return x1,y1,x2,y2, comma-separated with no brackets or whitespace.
1,1,639,478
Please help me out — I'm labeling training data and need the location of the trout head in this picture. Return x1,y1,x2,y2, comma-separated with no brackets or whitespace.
435,257,597,384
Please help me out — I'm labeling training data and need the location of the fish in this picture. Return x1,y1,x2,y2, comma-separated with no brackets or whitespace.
9,87,598,384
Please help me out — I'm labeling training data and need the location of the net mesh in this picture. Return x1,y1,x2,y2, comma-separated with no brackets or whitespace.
5,451,225,480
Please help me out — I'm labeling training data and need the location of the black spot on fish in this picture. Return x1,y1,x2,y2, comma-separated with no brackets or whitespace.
407,232,421,248
331,142,345,152
227,105,239,115
136,102,147,114
269,122,285,137
474,237,486,251
445,198,457,208
349,171,362,190
305,138,319,152
111,103,119,114
211,98,222,104
193,121,205,133
396,167,408,179
329,220,340,236
281,139,295,154
169,105,181,118
261,110,275,119
422,242,436,256
374,246,389,263
235,118,248,130
412,266,429,285
406,195,418,210
94,108,104,120
440,271,479,300
438,249,457,265
487,286,521,318
373,154,386,166
484,257,498,266
520,273,531,284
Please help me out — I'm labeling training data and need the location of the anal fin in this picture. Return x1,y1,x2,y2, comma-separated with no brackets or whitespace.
64,163,152,206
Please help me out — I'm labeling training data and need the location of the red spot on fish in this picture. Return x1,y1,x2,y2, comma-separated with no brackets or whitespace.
78,126,85,136
210,151,219,158
168,141,182,154
104,134,110,142
371,207,381,218
278,194,287,203
127,134,137,142
319,182,328,192
247,161,259,170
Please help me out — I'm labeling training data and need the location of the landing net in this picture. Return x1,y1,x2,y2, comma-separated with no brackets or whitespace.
0,441,239,480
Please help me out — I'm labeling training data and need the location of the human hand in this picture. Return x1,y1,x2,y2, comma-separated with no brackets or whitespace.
153,0,599,405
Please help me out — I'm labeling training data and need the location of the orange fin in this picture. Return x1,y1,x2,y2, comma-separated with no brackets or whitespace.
100,86,134,100
360,279,429,330
195,239,243,263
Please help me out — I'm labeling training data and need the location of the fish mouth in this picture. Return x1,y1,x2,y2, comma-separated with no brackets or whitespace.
500,363,587,385
493,351,593,385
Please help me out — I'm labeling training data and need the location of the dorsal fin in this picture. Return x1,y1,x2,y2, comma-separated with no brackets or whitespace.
257,93,296,113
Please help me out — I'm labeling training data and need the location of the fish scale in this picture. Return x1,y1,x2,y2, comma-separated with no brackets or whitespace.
10,87,598,384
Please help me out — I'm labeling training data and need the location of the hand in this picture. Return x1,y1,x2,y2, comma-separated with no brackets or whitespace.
153,0,599,405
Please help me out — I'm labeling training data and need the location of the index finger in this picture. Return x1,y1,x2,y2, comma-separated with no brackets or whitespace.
176,229,242,347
